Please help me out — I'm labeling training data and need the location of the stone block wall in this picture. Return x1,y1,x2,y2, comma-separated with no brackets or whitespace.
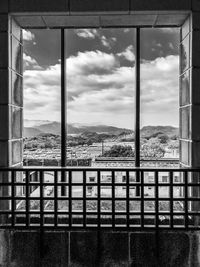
0,230,199,267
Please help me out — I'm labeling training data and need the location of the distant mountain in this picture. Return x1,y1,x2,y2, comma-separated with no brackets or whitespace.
35,122,61,135
24,119,51,127
24,127,42,138
23,120,179,139
69,125,132,135
141,126,179,138
35,122,132,135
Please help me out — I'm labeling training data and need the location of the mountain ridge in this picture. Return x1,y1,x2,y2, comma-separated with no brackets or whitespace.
23,121,178,138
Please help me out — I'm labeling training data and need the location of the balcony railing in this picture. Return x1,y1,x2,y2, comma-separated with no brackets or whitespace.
0,167,200,230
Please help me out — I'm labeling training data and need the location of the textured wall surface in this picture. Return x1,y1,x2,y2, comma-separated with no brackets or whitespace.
0,230,199,267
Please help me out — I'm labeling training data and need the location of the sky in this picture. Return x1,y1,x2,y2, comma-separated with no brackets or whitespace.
23,27,180,129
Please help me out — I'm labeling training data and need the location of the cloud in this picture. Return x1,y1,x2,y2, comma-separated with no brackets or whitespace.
75,29,98,39
75,29,117,49
24,64,61,121
24,50,179,128
117,45,135,62
23,53,43,70
23,30,35,41
100,35,117,49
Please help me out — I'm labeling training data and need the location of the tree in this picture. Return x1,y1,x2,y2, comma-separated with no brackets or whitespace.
141,139,165,158
102,145,135,157
157,134,169,144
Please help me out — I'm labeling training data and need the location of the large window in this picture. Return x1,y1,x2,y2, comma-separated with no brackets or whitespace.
23,28,179,168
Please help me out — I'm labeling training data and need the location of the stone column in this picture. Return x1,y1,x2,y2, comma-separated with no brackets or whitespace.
0,14,23,222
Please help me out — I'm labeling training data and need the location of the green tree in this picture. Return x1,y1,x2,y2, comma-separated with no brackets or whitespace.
158,134,169,144
102,145,135,157
141,139,165,158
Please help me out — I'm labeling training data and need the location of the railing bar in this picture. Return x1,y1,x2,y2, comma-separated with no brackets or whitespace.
11,171,15,227
1,196,194,201
155,171,159,229
141,170,144,228
1,182,197,186
184,171,188,229
25,171,30,227
68,170,72,228
3,167,200,172
170,171,173,229
97,171,101,229
40,171,44,228
83,170,86,228
54,171,58,227
3,168,199,230
112,170,115,228
126,171,130,228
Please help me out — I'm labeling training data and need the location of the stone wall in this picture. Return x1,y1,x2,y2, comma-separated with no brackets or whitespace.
0,230,199,267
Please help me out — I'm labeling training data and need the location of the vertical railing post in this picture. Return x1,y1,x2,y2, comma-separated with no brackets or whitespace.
141,170,144,228
184,171,188,229
54,171,58,227
97,171,101,229
126,171,130,228
83,170,86,228
155,171,159,229
169,171,173,228
111,171,115,228
25,171,29,227
11,171,15,227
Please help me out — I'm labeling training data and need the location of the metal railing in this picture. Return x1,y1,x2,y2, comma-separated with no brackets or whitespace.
0,167,200,230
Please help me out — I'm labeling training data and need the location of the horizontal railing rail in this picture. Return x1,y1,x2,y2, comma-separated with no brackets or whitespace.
0,167,200,230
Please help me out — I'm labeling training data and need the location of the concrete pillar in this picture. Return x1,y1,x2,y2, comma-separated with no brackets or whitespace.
0,14,23,222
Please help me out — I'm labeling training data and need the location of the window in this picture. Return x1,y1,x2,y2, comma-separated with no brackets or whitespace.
23,28,179,168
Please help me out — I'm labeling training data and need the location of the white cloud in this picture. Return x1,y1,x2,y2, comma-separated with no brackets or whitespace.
23,53,43,70
75,29,98,39
75,29,117,49
117,45,135,62
24,50,179,128
100,35,116,49
23,30,35,41
24,64,61,121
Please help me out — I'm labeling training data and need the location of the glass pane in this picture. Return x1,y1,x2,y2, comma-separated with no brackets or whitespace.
65,28,136,168
23,29,61,166
140,28,179,168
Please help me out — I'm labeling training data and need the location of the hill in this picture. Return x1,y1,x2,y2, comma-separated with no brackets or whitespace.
24,127,42,138
141,126,179,138
23,120,179,139
26,122,132,136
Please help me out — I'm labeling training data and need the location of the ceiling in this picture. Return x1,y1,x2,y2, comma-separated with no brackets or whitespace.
13,12,189,28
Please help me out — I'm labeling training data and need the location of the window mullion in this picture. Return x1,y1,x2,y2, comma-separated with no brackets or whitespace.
61,29,67,167
135,27,140,168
